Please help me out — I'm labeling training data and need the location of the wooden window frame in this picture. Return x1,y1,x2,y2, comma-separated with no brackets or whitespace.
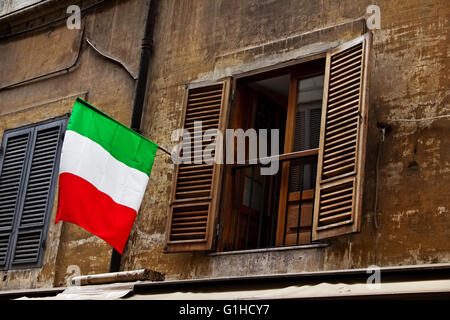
275,66,326,246
218,57,327,252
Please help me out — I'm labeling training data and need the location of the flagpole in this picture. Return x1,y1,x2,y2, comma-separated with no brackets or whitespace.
157,145,171,156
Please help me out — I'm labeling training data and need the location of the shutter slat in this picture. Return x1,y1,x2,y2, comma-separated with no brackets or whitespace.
331,43,362,61
323,152,356,166
0,171,22,180
323,157,355,171
1,178,22,188
330,69,361,87
173,210,209,217
327,98,359,115
188,89,223,98
166,81,230,252
2,147,26,157
12,230,41,264
185,118,219,127
330,65,362,83
327,115,359,131
328,92,360,109
328,74,361,94
328,87,360,104
322,163,355,179
172,216,208,223
319,211,352,225
324,132,357,149
2,153,27,164
186,107,221,117
325,122,358,137
185,114,220,123
177,184,212,191
177,178,212,186
328,82,360,99
312,33,371,240
186,106,221,116
170,232,206,240
177,167,213,175
327,106,359,123
321,194,353,206
179,164,212,171
330,50,362,71
186,100,222,109
188,93,223,103
324,138,357,155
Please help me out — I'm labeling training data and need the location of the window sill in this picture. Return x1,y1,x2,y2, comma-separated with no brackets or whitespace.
208,243,328,257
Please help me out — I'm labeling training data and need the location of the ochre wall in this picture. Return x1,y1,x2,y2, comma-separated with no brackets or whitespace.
122,0,450,279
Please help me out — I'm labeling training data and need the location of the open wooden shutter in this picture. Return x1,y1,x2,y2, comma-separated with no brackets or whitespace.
165,80,231,253
312,33,372,241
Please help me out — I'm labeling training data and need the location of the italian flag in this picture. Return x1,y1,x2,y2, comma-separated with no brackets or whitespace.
56,98,157,254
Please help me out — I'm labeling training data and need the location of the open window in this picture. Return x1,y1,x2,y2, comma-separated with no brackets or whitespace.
218,59,326,251
164,33,372,253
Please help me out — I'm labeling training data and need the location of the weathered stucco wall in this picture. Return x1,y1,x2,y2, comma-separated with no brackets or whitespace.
121,0,450,279
0,0,43,17
0,0,148,290
0,0,448,290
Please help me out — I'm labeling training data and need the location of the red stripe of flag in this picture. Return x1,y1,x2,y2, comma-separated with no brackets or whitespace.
56,172,137,254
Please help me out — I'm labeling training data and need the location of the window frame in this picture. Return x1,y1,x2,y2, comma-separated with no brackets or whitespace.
0,116,67,271
275,66,326,246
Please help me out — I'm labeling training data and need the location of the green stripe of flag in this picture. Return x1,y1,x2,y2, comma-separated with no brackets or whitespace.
67,98,158,176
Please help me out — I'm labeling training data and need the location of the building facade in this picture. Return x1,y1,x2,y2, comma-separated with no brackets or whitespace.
0,0,449,293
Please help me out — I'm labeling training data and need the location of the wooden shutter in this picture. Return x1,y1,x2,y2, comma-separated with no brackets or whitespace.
165,80,231,253
0,118,65,270
312,33,372,240
0,131,32,269
11,123,64,267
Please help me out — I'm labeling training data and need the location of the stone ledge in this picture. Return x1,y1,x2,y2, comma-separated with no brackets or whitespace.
208,243,328,257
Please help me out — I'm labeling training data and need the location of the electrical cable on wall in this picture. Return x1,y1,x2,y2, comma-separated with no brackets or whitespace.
373,127,385,229
373,113,449,229
85,38,138,80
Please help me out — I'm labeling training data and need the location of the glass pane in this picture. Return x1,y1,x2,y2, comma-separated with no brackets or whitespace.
290,74,324,192
242,168,263,211
293,74,324,151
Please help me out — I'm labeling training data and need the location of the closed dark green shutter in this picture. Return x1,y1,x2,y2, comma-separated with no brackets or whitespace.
0,117,66,270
